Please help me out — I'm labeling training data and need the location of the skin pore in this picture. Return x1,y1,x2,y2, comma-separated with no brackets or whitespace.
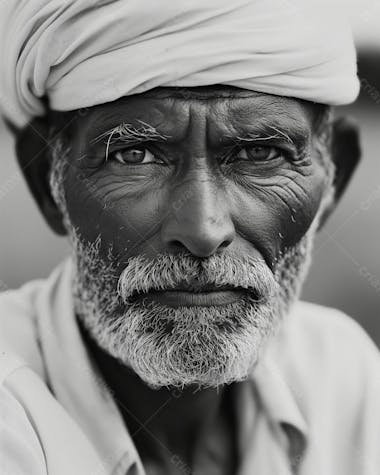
16,86,360,474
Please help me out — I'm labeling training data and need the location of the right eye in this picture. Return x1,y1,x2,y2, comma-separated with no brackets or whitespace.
110,147,158,165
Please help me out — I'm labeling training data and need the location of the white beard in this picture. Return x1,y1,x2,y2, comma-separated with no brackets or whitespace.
49,137,330,389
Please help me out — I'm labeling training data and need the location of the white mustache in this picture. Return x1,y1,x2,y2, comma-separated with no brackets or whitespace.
117,252,279,304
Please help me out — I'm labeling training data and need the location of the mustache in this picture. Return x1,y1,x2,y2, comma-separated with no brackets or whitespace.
117,252,279,304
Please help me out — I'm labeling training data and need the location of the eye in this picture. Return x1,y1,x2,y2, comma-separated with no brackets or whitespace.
236,146,282,162
110,147,158,164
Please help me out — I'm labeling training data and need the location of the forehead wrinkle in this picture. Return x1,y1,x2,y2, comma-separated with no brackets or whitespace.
208,106,310,151
228,91,308,116
138,85,262,101
74,91,315,154
83,96,195,144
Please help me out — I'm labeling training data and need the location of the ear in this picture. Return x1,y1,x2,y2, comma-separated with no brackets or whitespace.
15,117,67,235
317,116,361,230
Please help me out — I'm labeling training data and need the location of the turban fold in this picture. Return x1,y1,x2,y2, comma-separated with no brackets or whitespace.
0,0,359,128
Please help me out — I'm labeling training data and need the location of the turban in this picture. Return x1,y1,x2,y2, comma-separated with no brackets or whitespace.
0,0,359,128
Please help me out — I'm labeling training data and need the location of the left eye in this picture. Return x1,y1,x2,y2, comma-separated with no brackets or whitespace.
236,146,282,162
111,148,157,164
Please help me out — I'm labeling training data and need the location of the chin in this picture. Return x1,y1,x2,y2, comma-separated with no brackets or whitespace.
83,302,275,390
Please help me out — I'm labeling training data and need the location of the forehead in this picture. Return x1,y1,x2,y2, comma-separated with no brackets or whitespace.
63,86,324,141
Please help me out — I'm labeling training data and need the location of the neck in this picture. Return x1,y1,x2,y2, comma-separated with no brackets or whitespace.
78,318,234,466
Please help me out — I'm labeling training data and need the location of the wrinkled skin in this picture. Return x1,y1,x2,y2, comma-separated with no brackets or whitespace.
15,86,360,475
62,88,329,269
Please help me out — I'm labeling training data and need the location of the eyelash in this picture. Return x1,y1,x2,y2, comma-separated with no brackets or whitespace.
221,144,294,164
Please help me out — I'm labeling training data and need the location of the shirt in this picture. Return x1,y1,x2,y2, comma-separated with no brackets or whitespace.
0,258,380,475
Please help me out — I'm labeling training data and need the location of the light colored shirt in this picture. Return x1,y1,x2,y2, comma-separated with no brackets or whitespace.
0,258,380,475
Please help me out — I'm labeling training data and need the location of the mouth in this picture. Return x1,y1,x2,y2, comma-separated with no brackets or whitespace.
130,284,259,307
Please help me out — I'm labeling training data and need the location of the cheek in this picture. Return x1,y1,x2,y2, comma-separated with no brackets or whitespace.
64,170,166,261
229,169,327,268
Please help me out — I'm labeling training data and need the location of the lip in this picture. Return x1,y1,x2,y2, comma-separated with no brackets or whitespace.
133,288,248,307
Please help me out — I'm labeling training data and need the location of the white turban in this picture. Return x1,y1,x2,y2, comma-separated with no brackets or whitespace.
0,0,359,128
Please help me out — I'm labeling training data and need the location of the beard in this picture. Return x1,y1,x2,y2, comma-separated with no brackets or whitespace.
49,138,326,389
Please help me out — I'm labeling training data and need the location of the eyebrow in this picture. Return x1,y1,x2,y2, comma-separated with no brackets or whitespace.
91,120,170,159
235,126,295,145
225,122,310,151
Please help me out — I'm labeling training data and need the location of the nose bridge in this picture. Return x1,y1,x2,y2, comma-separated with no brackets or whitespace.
177,170,219,224
163,167,235,257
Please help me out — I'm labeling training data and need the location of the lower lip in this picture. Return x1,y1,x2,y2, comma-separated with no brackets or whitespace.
135,290,247,307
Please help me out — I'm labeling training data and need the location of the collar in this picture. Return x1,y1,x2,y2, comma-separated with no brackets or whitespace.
36,257,143,474
252,348,308,472
36,257,308,474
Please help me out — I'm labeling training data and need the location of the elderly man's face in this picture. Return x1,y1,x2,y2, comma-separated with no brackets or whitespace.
48,87,333,388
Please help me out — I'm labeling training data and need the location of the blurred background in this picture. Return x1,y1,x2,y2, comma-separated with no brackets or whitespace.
0,1,379,347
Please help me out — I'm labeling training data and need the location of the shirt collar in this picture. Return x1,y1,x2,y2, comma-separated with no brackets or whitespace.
37,257,143,474
252,349,308,471
37,257,308,474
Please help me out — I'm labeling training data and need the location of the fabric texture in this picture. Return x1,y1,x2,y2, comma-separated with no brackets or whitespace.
1,258,380,474
0,0,359,128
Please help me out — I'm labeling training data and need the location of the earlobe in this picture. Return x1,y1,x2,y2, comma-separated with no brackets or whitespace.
317,116,361,230
15,118,67,236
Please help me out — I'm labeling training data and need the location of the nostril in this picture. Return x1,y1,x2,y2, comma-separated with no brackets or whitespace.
219,239,231,249
169,239,188,251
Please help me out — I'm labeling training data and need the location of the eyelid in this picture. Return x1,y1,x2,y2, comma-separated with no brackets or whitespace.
104,141,149,159
237,140,305,161
237,145,281,160
108,143,169,166
105,139,150,151
220,141,302,165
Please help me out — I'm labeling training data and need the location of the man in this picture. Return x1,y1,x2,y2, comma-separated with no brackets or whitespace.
0,1,379,474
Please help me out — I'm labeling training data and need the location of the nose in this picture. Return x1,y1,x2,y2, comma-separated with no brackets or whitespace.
161,174,235,258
